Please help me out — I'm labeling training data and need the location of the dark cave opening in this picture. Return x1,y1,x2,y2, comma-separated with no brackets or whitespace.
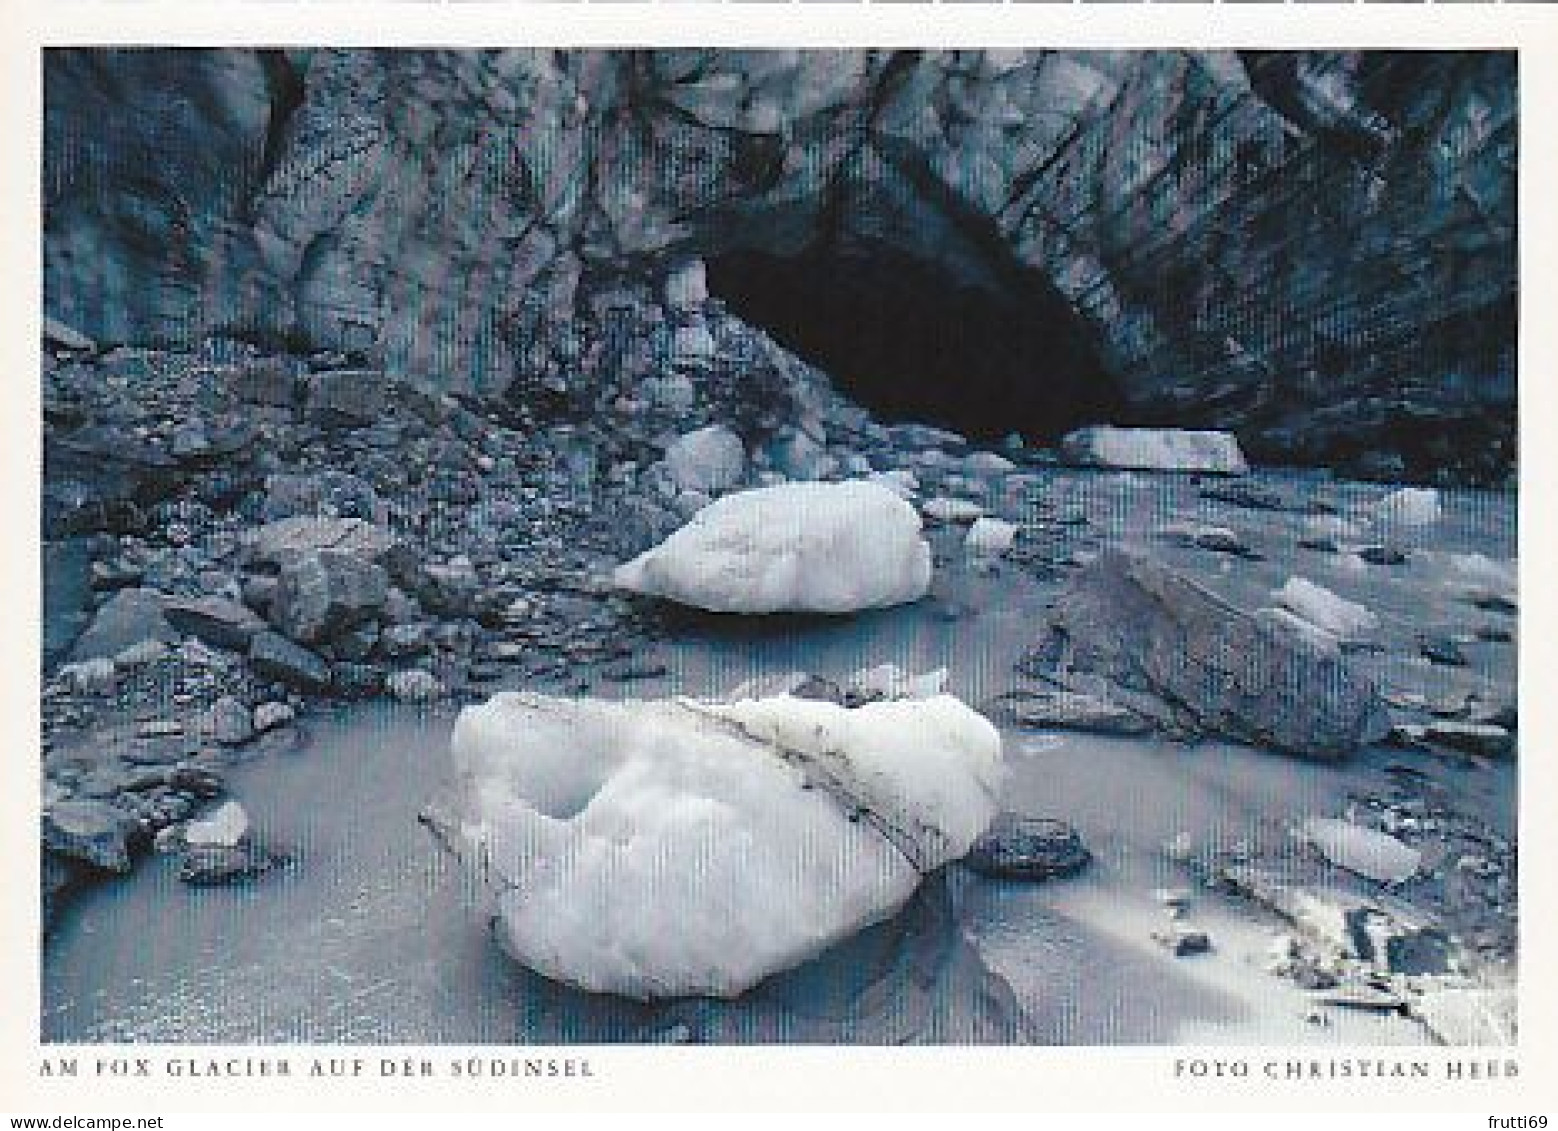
705,239,1125,445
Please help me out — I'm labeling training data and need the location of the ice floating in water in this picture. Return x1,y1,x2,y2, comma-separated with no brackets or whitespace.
435,690,1004,1000
965,517,1018,556
1272,577,1379,642
1301,817,1422,883
1373,487,1441,527
614,479,932,614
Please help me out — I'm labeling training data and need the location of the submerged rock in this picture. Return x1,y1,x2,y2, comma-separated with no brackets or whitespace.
1039,548,1391,759
1060,426,1248,475
615,479,933,614
427,689,1003,1000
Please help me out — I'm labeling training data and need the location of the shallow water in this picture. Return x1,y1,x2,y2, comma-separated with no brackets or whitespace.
41,472,1517,1044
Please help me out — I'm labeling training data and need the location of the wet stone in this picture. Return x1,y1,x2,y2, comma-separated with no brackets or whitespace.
1359,546,1409,567
964,815,1091,881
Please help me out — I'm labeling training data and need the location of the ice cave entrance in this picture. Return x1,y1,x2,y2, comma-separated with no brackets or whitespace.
705,236,1125,444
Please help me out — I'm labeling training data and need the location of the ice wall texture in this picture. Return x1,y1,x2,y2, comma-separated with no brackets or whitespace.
43,49,1516,474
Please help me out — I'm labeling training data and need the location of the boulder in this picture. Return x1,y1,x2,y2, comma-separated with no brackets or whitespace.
204,696,255,746
246,516,404,573
428,688,1003,1000
964,815,1091,881
248,630,332,692
163,595,265,651
664,424,746,493
68,588,175,663
269,550,388,644
615,479,933,614
1039,548,1391,758
1060,426,1249,475
42,800,137,872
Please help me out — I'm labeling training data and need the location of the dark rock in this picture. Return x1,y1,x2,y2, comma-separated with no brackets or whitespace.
68,587,175,662
983,687,1150,736
1298,536,1340,554
163,594,265,651
248,630,332,692
963,815,1091,881
330,661,386,699
1040,548,1391,759
42,800,138,872
1153,925,1213,957
229,357,298,407
1470,593,1517,615
1419,636,1469,667
1359,546,1409,566
1200,481,1321,513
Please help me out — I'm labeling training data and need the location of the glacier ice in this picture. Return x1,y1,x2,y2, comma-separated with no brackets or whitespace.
614,479,933,613
432,689,1004,1000
1059,426,1249,475
1272,576,1379,642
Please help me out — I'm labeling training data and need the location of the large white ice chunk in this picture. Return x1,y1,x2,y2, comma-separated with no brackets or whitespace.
1301,818,1421,883
437,690,1004,999
1060,426,1249,475
1272,577,1379,642
614,479,933,613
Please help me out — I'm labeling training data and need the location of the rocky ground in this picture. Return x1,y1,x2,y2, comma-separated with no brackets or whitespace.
38,277,1518,1044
